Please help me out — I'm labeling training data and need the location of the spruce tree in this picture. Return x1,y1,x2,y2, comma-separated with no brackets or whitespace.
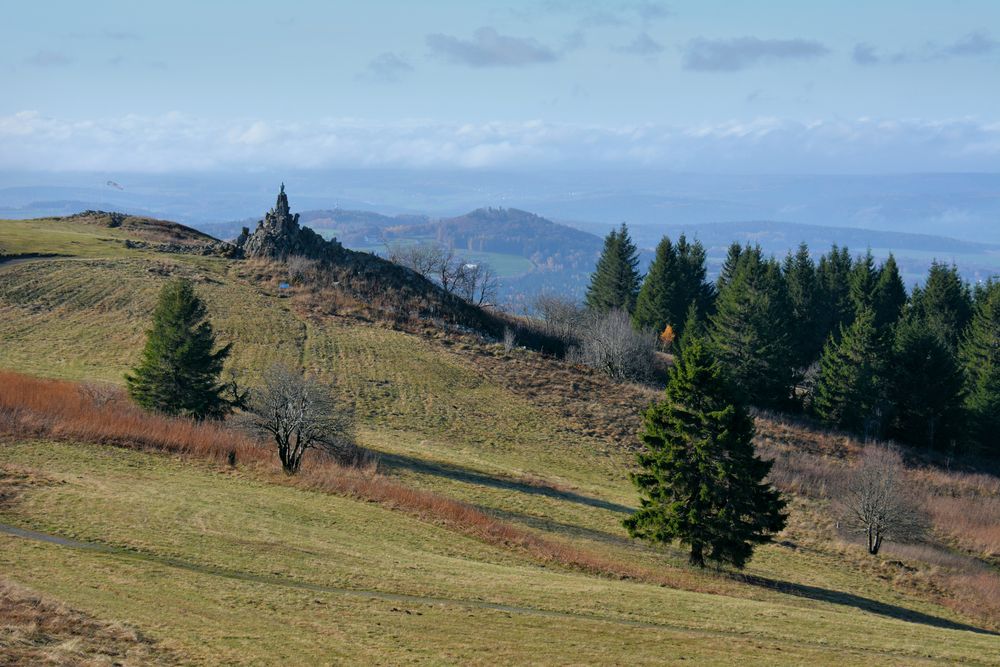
633,234,712,338
812,306,887,437
890,316,965,450
585,223,641,314
633,236,677,332
674,234,714,322
716,242,744,293
911,261,972,351
873,253,907,330
782,243,821,368
624,335,787,568
709,247,795,408
959,280,1000,455
816,245,854,341
849,249,879,316
126,278,232,420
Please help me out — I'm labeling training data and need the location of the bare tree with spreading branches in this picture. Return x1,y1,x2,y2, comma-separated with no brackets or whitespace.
386,241,448,280
239,364,356,474
533,294,585,344
839,444,927,555
454,262,498,306
387,240,498,305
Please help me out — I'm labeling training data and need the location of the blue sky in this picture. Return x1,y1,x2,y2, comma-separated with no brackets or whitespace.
3,0,999,172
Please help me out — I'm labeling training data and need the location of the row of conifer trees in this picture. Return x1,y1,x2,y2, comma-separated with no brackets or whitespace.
585,223,1000,456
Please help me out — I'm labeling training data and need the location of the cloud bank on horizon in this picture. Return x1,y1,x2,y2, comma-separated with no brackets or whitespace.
3,1,999,174
3,111,999,173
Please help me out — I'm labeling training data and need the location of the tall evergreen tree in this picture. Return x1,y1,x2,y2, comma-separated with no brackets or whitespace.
709,247,795,408
816,245,854,341
873,253,907,330
623,334,787,568
911,261,973,351
634,234,712,338
812,306,887,437
849,249,879,316
782,243,822,368
716,242,744,293
585,223,641,314
890,316,965,450
959,280,1000,455
674,234,714,321
126,278,232,420
633,236,677,331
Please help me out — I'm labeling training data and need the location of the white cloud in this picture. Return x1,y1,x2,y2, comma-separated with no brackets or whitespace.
1,111,999,173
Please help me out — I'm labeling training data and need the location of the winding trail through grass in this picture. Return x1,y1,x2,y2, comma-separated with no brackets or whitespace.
0,521,988,665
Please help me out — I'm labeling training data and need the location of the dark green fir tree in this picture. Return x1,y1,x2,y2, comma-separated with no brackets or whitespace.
872,253,907,330
126,278,232,420
890,316,965,450
633,236,677,332
624,334,787,568
959,280,1000,455
812,306,887,437
585,223,641,314
782,243,822,368
911,261,973,351
709,246,795,408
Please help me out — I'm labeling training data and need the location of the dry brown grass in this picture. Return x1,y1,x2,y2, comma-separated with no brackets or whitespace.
0,578,169,666
0,370,724,596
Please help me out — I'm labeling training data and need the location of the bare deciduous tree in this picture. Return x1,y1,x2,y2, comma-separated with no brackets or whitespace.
839,444,927,555
455,262,498,306
387,241,448,280
568,309,657,382
239,364,356,474
533,294,585,344
388,240,498,305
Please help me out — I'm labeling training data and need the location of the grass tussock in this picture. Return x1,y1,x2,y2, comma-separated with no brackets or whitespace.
0,578,169,666
0,371,721,595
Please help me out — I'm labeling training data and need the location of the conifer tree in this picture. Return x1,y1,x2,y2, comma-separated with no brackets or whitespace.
674,234,714,321
585,223,641,314
126,278,232,420
624,334,787,568
633,236,677,331
873,253,907,330
709,247,795,408
633,234,712,338
911,261,972,351
782,243,821,368
959,280,1000,454
816,245,854,341
812,306,887,437
890,316,965,450
716,242,744,293
849,249,879,315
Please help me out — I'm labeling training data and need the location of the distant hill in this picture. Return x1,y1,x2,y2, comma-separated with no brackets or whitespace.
386,207,603,272
567,219,1000,286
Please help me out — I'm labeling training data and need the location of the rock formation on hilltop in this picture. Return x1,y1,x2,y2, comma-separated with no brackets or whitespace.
236,184,343,261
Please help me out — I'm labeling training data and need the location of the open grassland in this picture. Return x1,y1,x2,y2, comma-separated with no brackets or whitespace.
2,440,999,665
0,576,171,666
2,217,999,662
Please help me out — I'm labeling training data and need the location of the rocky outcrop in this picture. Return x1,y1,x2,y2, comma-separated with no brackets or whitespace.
123,238,240,258
236,184,343,261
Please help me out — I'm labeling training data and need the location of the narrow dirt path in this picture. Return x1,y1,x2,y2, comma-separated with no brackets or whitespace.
0,522,981,665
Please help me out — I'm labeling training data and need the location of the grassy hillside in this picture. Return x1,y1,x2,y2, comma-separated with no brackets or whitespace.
2,214,999,664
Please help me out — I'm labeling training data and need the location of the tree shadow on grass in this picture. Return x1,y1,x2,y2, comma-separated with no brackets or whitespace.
377,451,634,515
738,572,999,636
